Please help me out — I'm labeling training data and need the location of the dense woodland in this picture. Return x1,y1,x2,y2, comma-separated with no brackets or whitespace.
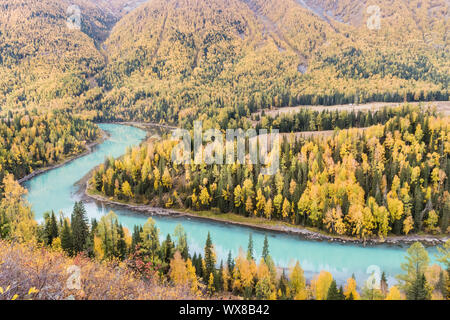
0,178,448,300
0,110,99,184
0,0,449,301
86,0,449,128
92,109,450,239
0,0,121,110
0,0,449,129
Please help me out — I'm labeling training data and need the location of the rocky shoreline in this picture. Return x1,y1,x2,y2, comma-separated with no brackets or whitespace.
84,182,448,248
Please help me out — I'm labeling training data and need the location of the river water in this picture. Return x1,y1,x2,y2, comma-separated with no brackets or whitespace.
24,123,441,286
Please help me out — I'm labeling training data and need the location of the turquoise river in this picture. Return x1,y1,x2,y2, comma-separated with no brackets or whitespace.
24,123,441,286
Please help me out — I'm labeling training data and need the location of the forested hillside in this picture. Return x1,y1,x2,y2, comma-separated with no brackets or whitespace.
1,174,448,300
0,0,114,110
90,0,449,128
90,107,450,239
0,110,100,184
0,0,448,128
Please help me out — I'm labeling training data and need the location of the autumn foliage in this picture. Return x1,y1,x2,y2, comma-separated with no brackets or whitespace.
0,240,197,300
91,108,450,239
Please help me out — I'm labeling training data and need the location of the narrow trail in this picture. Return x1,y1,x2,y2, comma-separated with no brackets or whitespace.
241,0,308,66
94,37,110,67
150,9,169,62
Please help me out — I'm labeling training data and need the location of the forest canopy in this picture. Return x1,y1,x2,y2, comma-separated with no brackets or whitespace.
0,0,448,128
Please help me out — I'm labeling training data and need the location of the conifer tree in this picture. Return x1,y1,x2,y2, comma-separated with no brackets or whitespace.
161,234,175,265
278,270,289,300
406,273,431,300
44,211,59,245
262,235,270,262
338,286,345,300
61,219,73,256
204,232,216,279
327,280,342,300
247,233,254,261
131,225,143,251
116,223,127,260
216,261,224,292
71,202,89,255
227,250,235,274
380,271,388,297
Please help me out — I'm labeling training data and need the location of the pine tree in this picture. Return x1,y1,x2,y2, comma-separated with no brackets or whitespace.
247,233,254,261
131,225,142,251
327,280,342,300
204,232,216,279
227,250,235,274
60,219,73,256
71,202,89,255
161,234,175,265
216,261,224,292
194,253,204,278
338,286,345,300
436,270,447,298
447,268,450,300
407,273,431,300
116,223,127,260
90,218,98,239
44,211,58,245
278,270,289,300
262,235,270,262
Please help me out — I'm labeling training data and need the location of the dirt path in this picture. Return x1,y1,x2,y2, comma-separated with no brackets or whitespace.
242,0,308,66
150,9,169,62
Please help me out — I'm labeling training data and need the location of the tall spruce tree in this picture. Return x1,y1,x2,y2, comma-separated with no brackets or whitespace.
278,270,289,300
131,225,143,251
60,219,73,256
204,232,216,279
227,250,235,274
406,273,431,300
161,234,175,265
247,233,254,261
262,235,270,262
71,202,89,255
116,222,127,260
327,280,342,300
44,211,58,245
216,261,224,292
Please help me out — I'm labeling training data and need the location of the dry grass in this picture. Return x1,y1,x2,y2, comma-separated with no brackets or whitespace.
0,240,200,300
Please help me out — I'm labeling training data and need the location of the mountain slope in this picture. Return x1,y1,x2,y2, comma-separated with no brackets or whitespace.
97,0,304,126
93,0,448,128
0,0,448,128
0,0,134,110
